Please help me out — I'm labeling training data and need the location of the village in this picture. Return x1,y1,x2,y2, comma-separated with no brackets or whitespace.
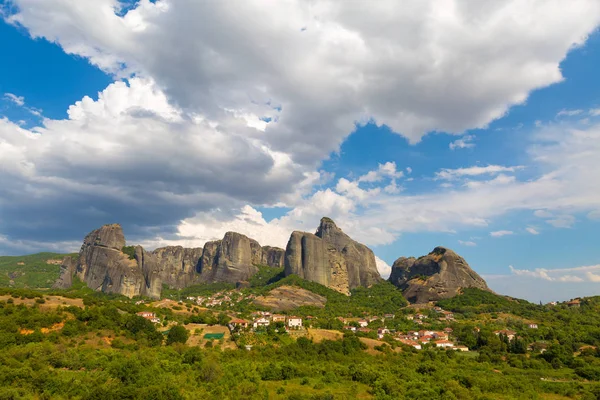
133,291,549,353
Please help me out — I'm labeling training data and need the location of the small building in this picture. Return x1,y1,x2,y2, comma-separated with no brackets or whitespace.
377,328,390,339
494,330,517,340
384,314,395,319
398,339,422,350
358,320,369,328
567,299,581,308
528,323,538,329
137,311,155,318
357,327,372,333
137,311,160,324
433,331,449,340
434,340,454,348
443,327,454,333
415,314,428,320
230,318,249,329
287,316,303,328
405,315,414,321
441,311,454,319
455,345,469,352
253,317,270,329
271,314,286,323
418,330,435,337
343,325,357,332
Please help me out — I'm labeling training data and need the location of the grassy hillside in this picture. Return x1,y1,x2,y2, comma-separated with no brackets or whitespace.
0,252,74,289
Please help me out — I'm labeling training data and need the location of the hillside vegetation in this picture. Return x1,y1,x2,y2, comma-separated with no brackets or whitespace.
0,252,74,288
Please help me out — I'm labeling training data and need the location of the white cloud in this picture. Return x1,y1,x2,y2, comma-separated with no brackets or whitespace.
375,256,392,279
590,109,600,117
449,135,475,150
490,230,513,237
546,214,575,228
358,162,404,183
586,272,600,282
557,109,584,117
458,240,477,246
526,227,540,235
587,210,600,220
509,264,600,283
534,209,553,218
3,93,25,106
2,1,600,255
7,0,600,155
435,165,524,180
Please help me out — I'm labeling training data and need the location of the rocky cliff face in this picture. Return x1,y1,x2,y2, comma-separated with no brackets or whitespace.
152,246,203,288
284,217,382,294
54,224,162,299
198,232,285,283
388,246,490,303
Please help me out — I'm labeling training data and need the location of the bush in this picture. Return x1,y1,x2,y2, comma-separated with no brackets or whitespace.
166,325,189,345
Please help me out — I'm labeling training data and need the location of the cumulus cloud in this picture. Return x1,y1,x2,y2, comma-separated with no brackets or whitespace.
375,256,392,279
7,0,600,155
510,264,600,283
526,227,540,235
2,1,600,254
0,78,312,245
490,230,513,237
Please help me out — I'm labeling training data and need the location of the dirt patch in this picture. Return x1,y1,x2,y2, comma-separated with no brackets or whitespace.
253,286,326,311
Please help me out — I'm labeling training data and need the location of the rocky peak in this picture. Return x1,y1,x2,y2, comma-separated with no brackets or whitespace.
82,223,125,250
284,217,382,294
198,232,284,284
388,246,490,303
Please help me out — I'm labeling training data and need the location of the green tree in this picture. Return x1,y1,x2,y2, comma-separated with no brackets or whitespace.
166,325,189,345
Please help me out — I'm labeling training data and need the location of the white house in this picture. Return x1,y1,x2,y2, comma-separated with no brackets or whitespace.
528,323,538,329
253,317,270,329
435,340,454,349
287,316,303,328
358,320,369,327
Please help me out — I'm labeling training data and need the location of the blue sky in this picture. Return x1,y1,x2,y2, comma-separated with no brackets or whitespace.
1,1,600,302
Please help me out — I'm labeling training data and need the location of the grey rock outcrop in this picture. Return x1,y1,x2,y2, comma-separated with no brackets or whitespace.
198,232,259,283
261,246,285,267
284,217,382,294
52,256,77,289
152,246,203,288
57,224,162,299
388,246,490,303
198,232,285,283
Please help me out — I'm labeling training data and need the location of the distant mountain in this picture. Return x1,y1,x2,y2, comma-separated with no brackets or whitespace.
388,246,490,304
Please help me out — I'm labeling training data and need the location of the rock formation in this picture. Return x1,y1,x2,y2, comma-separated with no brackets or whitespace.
198,232,285,283
388,246,490,303
152,246,203,288
52,257,77,290
54,224,162,299
284,217,382,294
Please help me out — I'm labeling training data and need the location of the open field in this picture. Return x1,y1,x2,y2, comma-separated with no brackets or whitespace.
0,294,84,309
183,323,237,349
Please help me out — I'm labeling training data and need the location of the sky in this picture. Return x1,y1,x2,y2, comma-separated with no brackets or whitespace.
1,1,600,303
